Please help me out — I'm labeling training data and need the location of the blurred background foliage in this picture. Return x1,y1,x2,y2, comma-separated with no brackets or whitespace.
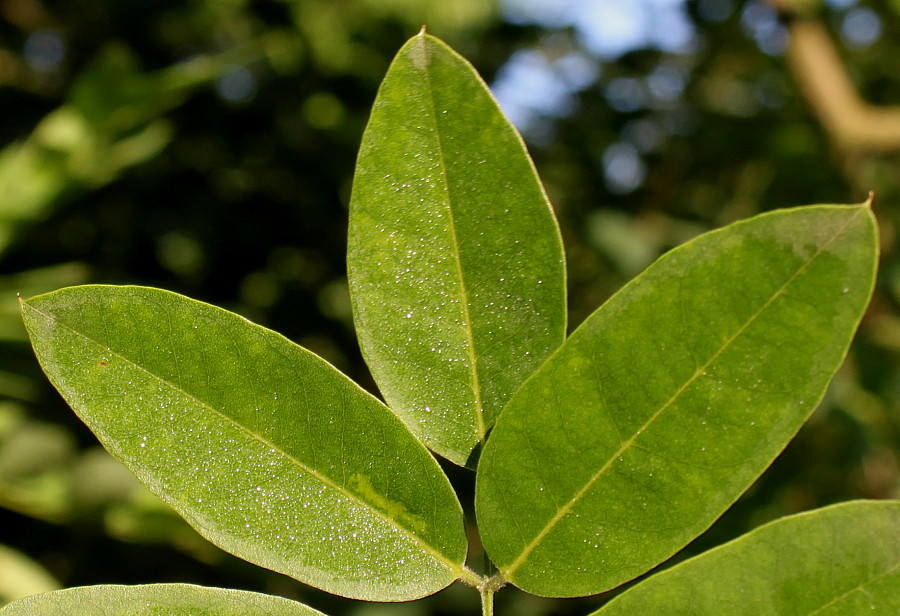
0,0,898,614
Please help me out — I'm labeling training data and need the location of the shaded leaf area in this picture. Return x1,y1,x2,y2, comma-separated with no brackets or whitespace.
476,205,877,597
21,286,466,601
348,33,566,466
0,584,325,615
591,500,900,615
0,43,251,255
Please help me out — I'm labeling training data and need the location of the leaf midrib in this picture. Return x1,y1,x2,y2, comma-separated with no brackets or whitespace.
416,34,486,445
806,562,899,615
502,208,866,579
24,300,464,578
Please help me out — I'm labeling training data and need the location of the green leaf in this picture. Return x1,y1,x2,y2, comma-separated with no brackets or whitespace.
476,204,878,597
347,32,566,466
21,286,468,601
0,584,325,615
590,501,900,615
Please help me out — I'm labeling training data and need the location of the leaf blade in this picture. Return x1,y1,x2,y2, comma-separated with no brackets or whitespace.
21,285,467,601
590,501,900,615
348,33,566,466
0,584,326,615
476,204,878,596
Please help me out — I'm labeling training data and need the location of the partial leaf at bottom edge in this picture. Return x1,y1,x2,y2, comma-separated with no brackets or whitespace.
0,584,326,615
590,500,900,615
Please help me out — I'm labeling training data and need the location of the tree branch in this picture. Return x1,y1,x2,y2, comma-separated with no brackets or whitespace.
769,0,900,152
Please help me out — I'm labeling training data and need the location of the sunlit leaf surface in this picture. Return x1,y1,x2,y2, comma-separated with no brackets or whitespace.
21,286,467,601
476,205,878,597
348,32,566,466
590,501,900,615
0,584,325,615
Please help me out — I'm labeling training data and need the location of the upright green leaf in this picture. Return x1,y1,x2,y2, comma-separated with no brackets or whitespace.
476,204,878,597
591,501,900,615
0,584,325,615
21,286,468,601
348,32,566,466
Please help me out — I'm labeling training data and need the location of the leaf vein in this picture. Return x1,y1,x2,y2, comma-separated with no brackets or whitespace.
806,562,899,615
502,209,865,579
25,302,464,578
417,35,486,445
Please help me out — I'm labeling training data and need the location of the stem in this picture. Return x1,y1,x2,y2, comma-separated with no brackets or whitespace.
477,572,506,616
480,584,494,616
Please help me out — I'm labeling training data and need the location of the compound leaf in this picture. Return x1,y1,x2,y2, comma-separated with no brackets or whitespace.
0,584,326,615
21,286,467,601
348,32,566,466
590,501,900,615
476,204,877,597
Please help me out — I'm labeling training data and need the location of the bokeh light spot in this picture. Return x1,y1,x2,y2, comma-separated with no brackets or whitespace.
215,66,258,104
602,142,646,194
24,30,65,72
841,8,881,49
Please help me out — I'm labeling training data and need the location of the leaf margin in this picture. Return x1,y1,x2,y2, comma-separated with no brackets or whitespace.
476,202,879,596
20,284,472,601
